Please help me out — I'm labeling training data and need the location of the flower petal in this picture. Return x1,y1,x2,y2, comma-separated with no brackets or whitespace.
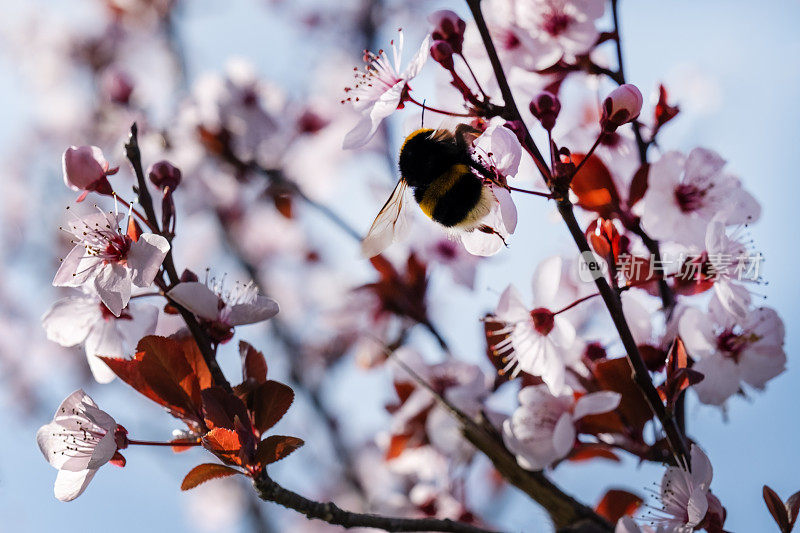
690,445,713,489
127,233,170,287
41,296,99,347
532,255,562,307
93,263,131,317
53,246,101,288
551,412,576,458
573,391,621,420
226,295,280,326
54,468,98,502
167,282,221,321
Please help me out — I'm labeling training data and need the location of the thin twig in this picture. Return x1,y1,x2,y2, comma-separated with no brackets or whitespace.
254,475,498,533
124,123,231,392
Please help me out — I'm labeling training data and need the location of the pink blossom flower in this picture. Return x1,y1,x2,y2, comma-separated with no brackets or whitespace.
52,209,170,316
600,84,643,133
502,384,620,470
639,148,760,247
167,279,279,338
486,256,584,393
36,390,121,501
486,0,605,70
342,30,430,149
652,445,715,531
62,146,117,201
679,297,785,406
41,290,158,383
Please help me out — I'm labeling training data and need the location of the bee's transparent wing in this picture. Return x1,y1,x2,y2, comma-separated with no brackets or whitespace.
361,180,411,258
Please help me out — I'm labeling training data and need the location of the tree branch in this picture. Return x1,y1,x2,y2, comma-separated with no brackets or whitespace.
463,0,690,466
124,123,231,392
254,475,498,533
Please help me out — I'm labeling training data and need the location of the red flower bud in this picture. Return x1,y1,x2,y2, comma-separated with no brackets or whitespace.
430,40,455,70
148,160,182,190
600,84,643,133
429,10,466,54
529,91,561,131
101,69,134,105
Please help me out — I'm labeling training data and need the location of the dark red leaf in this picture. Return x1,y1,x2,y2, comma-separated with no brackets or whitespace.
570,154,621,218
180,463,243,491
201,387,251,431
567,443,620,463
252,380,295,435
255,435,304,466
596,489,644,522
764,485,791,533
628,164,649,207
786,490,800,531
202,427,243,465
592,357,653,439
100,335,208,426
239,340,268,385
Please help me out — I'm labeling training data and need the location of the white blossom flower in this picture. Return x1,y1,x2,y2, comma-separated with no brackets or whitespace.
502,384,620,470
167,279,279,331
390,349,492,462
459,123,521,256
679,297,785,406
704,216,758,320
652,445,714,532
42,290,158,383
342,30,430,149
52,208,170,316
640,148,760,246
483,0,605,71
36,390,120,501
486,256,584,393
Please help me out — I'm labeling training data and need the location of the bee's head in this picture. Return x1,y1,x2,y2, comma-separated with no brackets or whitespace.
399,128,459,187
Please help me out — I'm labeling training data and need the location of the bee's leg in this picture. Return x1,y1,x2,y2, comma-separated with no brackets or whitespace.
478,224,508,246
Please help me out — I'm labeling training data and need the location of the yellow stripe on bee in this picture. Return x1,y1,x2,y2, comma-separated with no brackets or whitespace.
418,164,470,219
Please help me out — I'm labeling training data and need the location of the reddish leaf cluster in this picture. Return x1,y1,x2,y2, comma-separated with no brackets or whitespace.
101,335,303,490
763,485,800,533
359,254,431,326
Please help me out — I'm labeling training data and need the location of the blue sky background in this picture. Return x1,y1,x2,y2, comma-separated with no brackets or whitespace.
0,0,798,531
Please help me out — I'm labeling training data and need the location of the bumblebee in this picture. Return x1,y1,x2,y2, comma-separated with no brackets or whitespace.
361,125,497,257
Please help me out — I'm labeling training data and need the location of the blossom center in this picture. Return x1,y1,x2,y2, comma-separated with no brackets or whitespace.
541,11,572,37
716,329,746,362
435,240,458,260
530,307,555,336
674,183,706,213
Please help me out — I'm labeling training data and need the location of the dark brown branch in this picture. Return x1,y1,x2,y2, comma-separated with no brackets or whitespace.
464,0,551,182
464,0,690,467
390,355,610,532
557,200,688,464
254,475,498,533
124,123,231,392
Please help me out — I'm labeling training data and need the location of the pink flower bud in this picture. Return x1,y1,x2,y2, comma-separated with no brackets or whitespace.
62,145,114,200
101,69,134,105
600,84,643,133
148,160,182,190
429,10,466,54
529,91,561,131
430,40,455,70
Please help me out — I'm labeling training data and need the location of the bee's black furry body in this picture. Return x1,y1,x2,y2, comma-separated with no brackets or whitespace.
398,128,488,228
